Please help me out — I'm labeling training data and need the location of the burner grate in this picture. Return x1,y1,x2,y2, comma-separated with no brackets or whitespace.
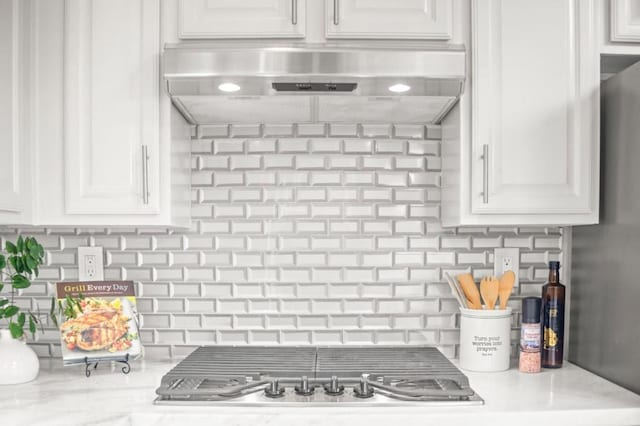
156,346,482,406
162,346,317,378
315,346,467,378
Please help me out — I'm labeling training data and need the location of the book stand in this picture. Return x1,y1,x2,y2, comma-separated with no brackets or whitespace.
83,353,131,377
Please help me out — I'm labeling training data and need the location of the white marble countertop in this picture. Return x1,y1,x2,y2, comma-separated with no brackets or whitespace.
2,359,640,426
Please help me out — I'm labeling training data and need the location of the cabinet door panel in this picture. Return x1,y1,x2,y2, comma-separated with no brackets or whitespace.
611,0,640,42
471,0,599,215
326,0,452,39
0,0,23,214
64,0,159,214
179,0,305,39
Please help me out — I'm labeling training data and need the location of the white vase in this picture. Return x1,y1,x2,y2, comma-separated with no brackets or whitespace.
0,328,39,384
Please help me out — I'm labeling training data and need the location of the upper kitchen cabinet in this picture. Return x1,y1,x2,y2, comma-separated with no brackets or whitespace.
32,0,191,227
173,0,455,41
177,0,306,39
64,0,160,215
0,0,32,225
600,0,640,55
442,0,600,226
610,0,640,42
325,0,452,40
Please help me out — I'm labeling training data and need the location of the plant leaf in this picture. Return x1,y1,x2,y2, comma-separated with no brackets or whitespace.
49,298,59,327
3,305,19,318
9,321,23,339
9,256,18,272
15,256,25,274
11,274,30,289
16,236,24,253
25,256,36,271
17,312,25,327
0,254,5,269
28,315,36,336
5,241,17,254
0,299,8,308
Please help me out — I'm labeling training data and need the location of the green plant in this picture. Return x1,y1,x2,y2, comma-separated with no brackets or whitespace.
0,236,45,338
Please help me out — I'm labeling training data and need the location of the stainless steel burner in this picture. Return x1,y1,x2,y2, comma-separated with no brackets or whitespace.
155,346,483,406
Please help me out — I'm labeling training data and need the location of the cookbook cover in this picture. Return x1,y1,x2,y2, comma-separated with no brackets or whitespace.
55,281,142,365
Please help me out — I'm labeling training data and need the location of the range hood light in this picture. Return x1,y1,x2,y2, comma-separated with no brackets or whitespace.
388,83,411,93
218,82,241,92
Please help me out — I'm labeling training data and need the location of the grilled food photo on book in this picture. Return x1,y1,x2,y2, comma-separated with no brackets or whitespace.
55,281,142,365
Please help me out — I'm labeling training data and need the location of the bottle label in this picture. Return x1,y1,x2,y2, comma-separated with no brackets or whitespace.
520,323,540,351
543,300,564,351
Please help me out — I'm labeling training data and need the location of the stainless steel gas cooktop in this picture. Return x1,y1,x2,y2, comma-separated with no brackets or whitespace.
155,346,483,406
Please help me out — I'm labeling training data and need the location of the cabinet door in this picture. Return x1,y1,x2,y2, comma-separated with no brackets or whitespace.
611,0,640,42
471,0,599,217
0,0,24,215
64,0,160,214
178,0,305,39
326,0,452,39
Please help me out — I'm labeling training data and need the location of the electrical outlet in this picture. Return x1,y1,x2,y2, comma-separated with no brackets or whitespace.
494,248,519,287
78,246,104,281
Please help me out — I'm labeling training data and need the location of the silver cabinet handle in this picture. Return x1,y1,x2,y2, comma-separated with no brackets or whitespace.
292,0,298,25
482,144,489,204
142,145,150,204
333,0,339,25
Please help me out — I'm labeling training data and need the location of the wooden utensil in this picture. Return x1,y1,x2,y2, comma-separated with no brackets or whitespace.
498,270,516,310
456,273,482,310
480,276,499,310
445,272,468,308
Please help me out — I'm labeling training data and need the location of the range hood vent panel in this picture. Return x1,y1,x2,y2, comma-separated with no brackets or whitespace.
164,44,465,125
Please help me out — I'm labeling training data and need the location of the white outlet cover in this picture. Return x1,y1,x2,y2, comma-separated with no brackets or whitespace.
78,246,104,281
494,248,520,287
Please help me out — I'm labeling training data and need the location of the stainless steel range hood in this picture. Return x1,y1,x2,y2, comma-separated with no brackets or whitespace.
163,44,465,125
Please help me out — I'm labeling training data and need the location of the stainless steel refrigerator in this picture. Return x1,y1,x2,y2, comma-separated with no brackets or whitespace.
570,60,640,395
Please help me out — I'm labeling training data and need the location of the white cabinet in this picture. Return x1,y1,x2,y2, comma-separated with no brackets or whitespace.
30,0,191,227
0,0,31,225
178,0,305,39
442,0,600,226
174,0,452,41
325,0,452,40
64,0,160,215
611,0,640,42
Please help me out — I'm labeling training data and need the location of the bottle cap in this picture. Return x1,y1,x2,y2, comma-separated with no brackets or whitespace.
522,297,541,324
549,261,560,270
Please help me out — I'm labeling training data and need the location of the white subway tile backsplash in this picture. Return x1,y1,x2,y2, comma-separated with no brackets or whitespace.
197,124,228,138
278,138,309,153
394,124,425,139
230,124,261,137
10,122,564,360
297,123,326,137
263,124,293,137
329,124,358,136
214,139,244,154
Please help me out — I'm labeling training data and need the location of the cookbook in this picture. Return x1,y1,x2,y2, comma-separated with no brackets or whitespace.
55,281,142,365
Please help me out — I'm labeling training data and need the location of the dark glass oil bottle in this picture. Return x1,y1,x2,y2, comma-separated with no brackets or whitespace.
541,261,565,368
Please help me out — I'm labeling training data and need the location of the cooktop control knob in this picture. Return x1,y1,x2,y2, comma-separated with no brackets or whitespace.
294,375,315,396
264,379,285,398
353,374,374,399
323,375,345,396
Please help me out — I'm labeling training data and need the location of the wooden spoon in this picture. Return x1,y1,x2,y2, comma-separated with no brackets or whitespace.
498,270,516,310
480,276,499,310
456,273,482,310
